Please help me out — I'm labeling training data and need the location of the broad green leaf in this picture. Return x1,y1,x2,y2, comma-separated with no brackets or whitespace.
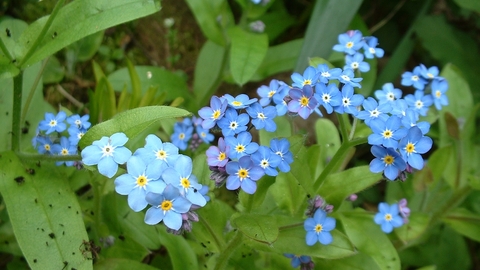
439,64,473,120
259,3,295,41
231,213,279,244
308,57,335,69
294,0,362,72
79,106,191,148
228,27,268,86
251,39,303,81
185,0,233,46
0,17,27,78
315,253,380,270
269,173,307,216
426,145,453,183
67,30,104,62
286,135,314,192
259,116,292,146
157,225,199,270
94,258,158,270
454,0,480,11
239,175,276,213
193,40,226,109
102,235,150,262
340,211,400,270
444,208,480,242
17,0,161,68
42,55,65,84
315,118,341,159
0,151,91,269
394,213,430,244
320,166,380,209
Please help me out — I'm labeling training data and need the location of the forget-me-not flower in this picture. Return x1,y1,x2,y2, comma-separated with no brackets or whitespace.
304,208,336,246
374,202,404,233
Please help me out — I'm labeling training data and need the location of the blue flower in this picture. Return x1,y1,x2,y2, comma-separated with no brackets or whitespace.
198,96,228,129
162,155,206,207
404,90,433,117
81,133,132,178
246,103,277,132
52,136,77,166
374,83,402,104
225,132,259,160
144,184,192,230
400,109,431,135
226,156,265,194
374,202,404,233
304,208,336,246
222,94,257,110
283,254,312,268
171,121,193,151
338,68,362,88
67,126,86,146
287,85,319,119
272,86,289,116
36,136,54,155
369,145,406,181
134,134,180,166
368,116,407,149
206,137,230,167
333,84,364,115
270,138,293,173
431,79,449,110
195,125,214,144
401,66,427,90
38,111,67,134
291,66,319,88
356,97,392,127
390,99,409,118
399,126,433,170
257,79,288,106
251,146,282,176
67,114,91,129
363,36,384,59
314,83,341,114
332,30,364,55
344,52,370,72
316,64,342,84
418,64,439,80
114,156,167,212
217,108,249,137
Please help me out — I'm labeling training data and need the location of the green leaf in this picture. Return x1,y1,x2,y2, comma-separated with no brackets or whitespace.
17,0,161,68
426,145,454,184
67,30,104,62
286,135,314,192
339,211,400,270
320,166,380,209
259,116,292,146
0,151,92,269
228,27,268,86
231,214,279,244
102,235,150,262
269,173,307,216
94,258,158,270
157,227,199,270
294,0,363,72
79,106,191,148
42,56,65,84
0,17,27,78
454,0,480,12
315,118,341,159
394,213,430,244
193,40,226,109
444,208,480,242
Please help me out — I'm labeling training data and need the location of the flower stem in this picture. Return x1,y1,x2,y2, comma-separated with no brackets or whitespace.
12,72,23,151
21,57,50,125
214,231,243,270
0,37,13,61
199,215,225,250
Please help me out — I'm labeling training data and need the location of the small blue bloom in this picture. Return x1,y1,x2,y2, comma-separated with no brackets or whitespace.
363,36,384,59
272,86,289,116
39,111,67,134
304,209,336,246
314,83,342,114
431,78,449,110
226,156,265,194
287,85,319,119
206,137,230,167
338,68,363,88
368,116,407,149
246,103,277,132
251,146,282,176
222,94,257,110
36,136,54,155
356,97,392,127
316,64,342,84
198,96,228,129
67,126,86,146
374,83,402,104
144,184,192,230
270,138,293,173
291,66,319,88
115,156,167,212
374,202,404,233
225,132,259,160
418,64,439,80
399,126,433,170
400,109,431,135
52,136,77,166
344,52,370,72
390,99,409,118
195,125,215,144
67,114,91,130
257,79,288,106
134,134,180,166
251,0,261,4
81,133,132,178
332,30,364,55
162,155,206,207
171,121,193,151
217,108,249,137
401,66,427,90
404,90,433,117
369,145,406,181
284,254,312,268
334,84,364,115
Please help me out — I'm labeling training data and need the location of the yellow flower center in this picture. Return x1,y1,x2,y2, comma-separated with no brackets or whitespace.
136,175,147,187
268,90,276,97
300,96,309,107
351,62,359,69
61,149,69,156
218,152,226,161
181,177,190,188
235,145,245,153
427,73,434,78
303,79,312,86
156,150,167,160
212,110,221,120
382,130,393,139
384,214,392,221
179,133,185,140
257,112,266,120
346,41,354,49
435,90,441,98
260,159,269,169
411,75,419,82
405,142,415,154
315,224,323,233
232,101,243,107
383,155,394,165
44,144,51,151
49,120,57,127
237,168,249,180
160,200,172,211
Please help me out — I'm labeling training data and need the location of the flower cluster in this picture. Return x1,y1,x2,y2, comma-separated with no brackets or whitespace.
81,133,210,232
170,116,214,151
32,112,91,167
374,199,410,233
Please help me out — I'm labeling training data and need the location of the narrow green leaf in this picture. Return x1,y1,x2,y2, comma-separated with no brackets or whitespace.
79,106,191,148
94,258,158,270
444,208,480,242
157,227,199,270
294,0,363,72
231,213,279,244
138,85,158,107
454,0,480,12
228,27,268,86
426,145,454,183
0,17,28,77
126,58,142,108
340,211,400,270
67,30,104,62
320,166,380,209
17,0,161,68
0,151,92,269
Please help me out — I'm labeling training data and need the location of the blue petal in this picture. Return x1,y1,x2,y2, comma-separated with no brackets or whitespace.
81,145,103,165
98,157,118,178
144,207,164,225
241,179,257,194
128,188,148,212
381,222,393,233
163,211,183,230
114,174,136,195
226,176,241,190
305,231,318,246
322,217,336,231
110,133,129,147
318,232,333,245
162,168,181,186
113,147,132,165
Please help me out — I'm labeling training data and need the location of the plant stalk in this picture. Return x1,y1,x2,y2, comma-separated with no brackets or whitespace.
214,231,243,270
12,72,23,151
